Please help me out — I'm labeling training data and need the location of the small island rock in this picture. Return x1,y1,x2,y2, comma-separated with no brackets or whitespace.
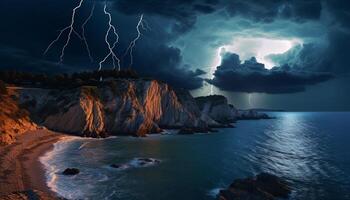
219,172,291,200
62,168,80,175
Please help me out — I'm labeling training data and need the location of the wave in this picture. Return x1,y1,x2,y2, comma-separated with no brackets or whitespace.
207,187,222,198
109,157,162,171
39,135,118,199
39,136,78,195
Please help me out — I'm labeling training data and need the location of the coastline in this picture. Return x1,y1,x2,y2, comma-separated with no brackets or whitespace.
0,129,64,198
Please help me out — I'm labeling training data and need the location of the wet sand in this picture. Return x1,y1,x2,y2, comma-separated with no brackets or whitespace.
0,130,64,197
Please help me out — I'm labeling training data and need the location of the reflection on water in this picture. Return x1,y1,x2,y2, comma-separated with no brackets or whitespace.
252,113,336,199
42,112,350,200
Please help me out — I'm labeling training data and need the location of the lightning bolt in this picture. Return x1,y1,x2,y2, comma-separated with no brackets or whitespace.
98,3,121,71
248,93,253,108
123,14,145,68
43,0,84,62
81,3,95,62
141,19,151,31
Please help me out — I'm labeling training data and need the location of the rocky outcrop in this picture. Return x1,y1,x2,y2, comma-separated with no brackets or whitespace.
219,173,291,200
236,110,271,120
195,95,238,124
0,90,38,145
195,95,271,124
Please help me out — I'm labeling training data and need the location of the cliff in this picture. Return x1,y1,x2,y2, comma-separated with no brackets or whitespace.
1,79,270,143
0,89,38,145
13,79,215,137
195,95,271,123
195,95,237,124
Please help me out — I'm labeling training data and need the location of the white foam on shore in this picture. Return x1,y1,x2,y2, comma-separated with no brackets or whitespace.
39,136,78,196
39,135,118,199
207,187,222,198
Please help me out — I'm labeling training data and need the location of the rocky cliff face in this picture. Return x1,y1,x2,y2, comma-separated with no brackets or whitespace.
43,87,106,137
101,79,213,135
195,95,238,124
15,79,216,137
0,90,38,145
1,79,272,142
195,95,271,124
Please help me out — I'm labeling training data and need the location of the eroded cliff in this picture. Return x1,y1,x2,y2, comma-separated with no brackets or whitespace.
195,95,271,124
195,95,238,124
0,89,38,145
14,79,216,137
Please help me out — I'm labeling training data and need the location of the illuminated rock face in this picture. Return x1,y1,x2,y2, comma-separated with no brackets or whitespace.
13,79,215,137
101,79,211,136
43,87,106,137
0,90,38,145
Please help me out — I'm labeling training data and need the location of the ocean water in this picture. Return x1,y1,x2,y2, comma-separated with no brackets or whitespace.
40,112,350,200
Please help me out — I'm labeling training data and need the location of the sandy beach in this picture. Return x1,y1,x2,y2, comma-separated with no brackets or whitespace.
0,130,64,198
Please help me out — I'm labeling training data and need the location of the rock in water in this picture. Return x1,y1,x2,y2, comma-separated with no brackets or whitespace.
62,168,80,175
178,127,196,134
110,164,122,169
219,173,291,200
177,126,213,134
237,110,272,120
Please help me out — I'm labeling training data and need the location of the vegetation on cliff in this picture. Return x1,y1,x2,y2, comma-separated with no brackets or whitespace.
0,69,139,89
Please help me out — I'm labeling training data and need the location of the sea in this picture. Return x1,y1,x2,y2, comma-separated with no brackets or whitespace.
40,112,350,200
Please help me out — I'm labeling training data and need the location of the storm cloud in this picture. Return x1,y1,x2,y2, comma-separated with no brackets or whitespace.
207,53,333,93
0,0,349,109
0,0,207,90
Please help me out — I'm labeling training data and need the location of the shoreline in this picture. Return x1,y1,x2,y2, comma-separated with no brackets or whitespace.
0,129,64,198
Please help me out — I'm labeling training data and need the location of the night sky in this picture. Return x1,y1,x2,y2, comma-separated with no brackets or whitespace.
0,0,349,111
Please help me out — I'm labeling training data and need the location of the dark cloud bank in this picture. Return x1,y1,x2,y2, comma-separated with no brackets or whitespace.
207,53,333,94
0,0,349,94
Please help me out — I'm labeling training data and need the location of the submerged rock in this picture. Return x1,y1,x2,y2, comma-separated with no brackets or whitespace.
110,164,122,169
134,158,161,166
62,168,80,175
178,127,196,134
111,158,161,170
219,173,291,200
137,158,161,164
177,126,214,134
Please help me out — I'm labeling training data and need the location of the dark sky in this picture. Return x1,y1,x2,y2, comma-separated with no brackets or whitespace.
0,0,349,111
